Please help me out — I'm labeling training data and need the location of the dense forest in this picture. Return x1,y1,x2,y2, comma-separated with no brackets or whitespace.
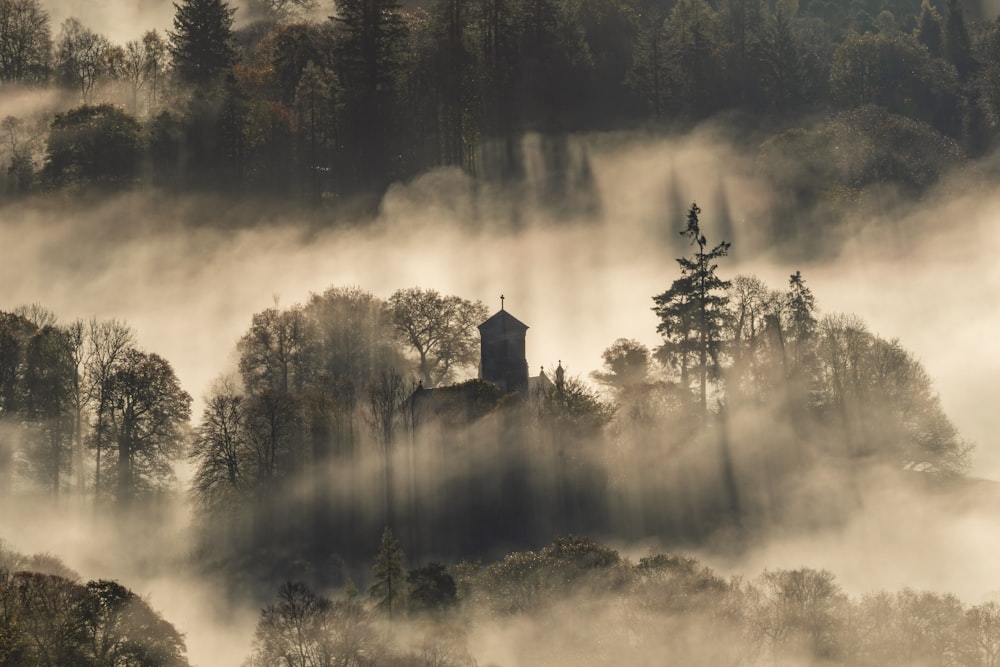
1,0,998,222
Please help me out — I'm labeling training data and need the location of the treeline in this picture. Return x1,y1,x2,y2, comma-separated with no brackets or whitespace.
181,212,967,582
0,306,191,504
625,203,969,476
1,0,997,206
0,541,189,666
246,532,1000,667
0,222,970,574
8,529,1000,666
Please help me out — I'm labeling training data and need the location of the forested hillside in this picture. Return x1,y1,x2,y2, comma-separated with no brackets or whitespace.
0,217,971,584
1,0,996,218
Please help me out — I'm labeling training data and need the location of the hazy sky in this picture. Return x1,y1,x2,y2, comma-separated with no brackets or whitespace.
45,0,176,43
42,0,323,43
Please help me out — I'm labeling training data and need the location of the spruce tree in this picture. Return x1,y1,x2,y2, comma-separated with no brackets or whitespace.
916,0,943,57
943,0,974,80
168,0,237,88
369,526,406,619
653,203,731,414
786,270,817,372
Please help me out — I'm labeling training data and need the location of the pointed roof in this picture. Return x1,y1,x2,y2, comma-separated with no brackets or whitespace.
478,309,529,332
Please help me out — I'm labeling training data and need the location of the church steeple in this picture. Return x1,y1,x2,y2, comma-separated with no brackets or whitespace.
478,302,529,395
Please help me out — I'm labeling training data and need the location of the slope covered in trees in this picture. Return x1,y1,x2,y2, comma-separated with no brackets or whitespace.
0,202,986,663
0,309,190,504
0,541,190,666
241,533,1000,667
0,208,970,584
1,0,998,224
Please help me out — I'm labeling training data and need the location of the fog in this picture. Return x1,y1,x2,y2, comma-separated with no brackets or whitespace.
3,125,1000,665
44,0,175,43
43,0,331,43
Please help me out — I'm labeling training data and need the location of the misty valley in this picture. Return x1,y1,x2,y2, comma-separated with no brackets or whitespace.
1,222,997,666
6,0,1000,662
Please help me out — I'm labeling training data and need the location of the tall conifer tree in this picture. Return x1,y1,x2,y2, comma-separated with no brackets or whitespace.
653,203,731,413
168,0,237,88
369,526,406,620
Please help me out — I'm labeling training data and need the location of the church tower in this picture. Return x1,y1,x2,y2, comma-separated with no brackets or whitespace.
478,297,529,395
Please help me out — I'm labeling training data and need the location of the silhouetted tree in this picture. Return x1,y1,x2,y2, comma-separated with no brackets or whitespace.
814,314,969,472
54,18,111,103
785,270,817,374
120,30,167,114
407,562,458,614
916,0,943,56
0,0,51,84
85,319,135,500
662,0,725,116
79,579,189,666
331,0,408,189
724,274,781,401
830,32,961,136
42,104,143,188
246,581,379,667
103,349,191,503
0,552,189,667
189,380,256,511
591,338,651,391
388,288,488,386
20,325,75,497
244,0,317,22
760,5,807,112
294,60,340,198
752,568,847,660
944,0,974,80
653,202,731,413
369,526,406,619
168,0,237,88
627,13,669,119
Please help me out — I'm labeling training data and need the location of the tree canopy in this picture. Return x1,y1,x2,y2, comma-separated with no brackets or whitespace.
168,0,237,87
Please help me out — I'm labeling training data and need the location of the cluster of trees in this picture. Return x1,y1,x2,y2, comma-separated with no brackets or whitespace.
598,202,969,477
2,0,999,204
0,220,969,575
245,527,467,666
245,533,1000,666
181,219,965,586
189,286,486,514
187,285,611,575
0,307,191,504
0,542,189,666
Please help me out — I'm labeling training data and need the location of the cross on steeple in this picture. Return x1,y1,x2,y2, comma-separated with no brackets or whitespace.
500,294,505,310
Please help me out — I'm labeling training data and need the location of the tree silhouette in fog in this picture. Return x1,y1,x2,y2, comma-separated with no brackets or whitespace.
653,202,731,414
0,543,189,666
369,526,406,620
103,349,191,504
168,0,237,88
0,0,51,84
388,288,487,387
43,105,142,188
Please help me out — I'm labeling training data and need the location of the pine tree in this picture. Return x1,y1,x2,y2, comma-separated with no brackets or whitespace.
785,270,816,373
627,14,670,119
653,203,731,413
916,0,943,57
168,0,237,88
369,526,406,619
332,0,408,189
944,0,974,80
